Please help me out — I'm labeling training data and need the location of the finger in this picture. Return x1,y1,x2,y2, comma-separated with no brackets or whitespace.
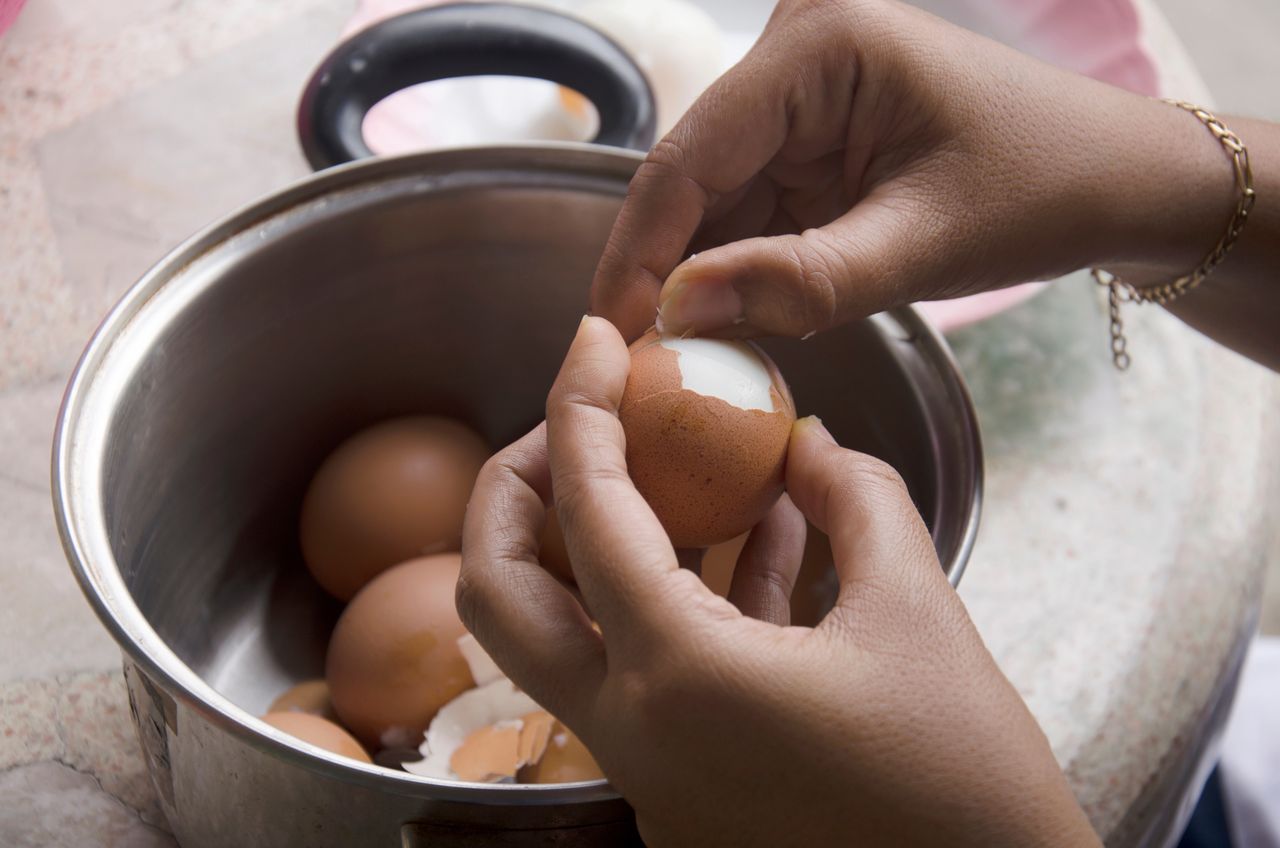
546,316,709,644
656,195,922,338
589,49,797,341
727,494,807,625
783,417,943,626
456,423,605,727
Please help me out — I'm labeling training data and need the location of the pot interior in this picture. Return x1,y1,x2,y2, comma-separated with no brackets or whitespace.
77,148,976,741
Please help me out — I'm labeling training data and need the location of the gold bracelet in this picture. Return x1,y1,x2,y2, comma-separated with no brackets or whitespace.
1093,99,1256,370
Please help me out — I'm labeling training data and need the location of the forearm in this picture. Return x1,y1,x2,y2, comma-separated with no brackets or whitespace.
1100,103,1280,369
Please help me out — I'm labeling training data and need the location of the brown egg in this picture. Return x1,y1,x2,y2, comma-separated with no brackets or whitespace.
326,554,474,749
300,416,489,600
268,679,338,723
539,506,574,584
518,721,605,784
261,711,372,764
791,524,839,627
700,533,748,598
620,331,795,547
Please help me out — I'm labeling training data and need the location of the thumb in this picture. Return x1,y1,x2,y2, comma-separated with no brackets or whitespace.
656,203,917,338
784,416,944,610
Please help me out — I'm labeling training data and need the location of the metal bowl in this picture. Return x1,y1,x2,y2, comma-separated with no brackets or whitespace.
52,142,980,848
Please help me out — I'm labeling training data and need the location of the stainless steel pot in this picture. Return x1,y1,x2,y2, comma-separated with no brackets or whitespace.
52,5,981,847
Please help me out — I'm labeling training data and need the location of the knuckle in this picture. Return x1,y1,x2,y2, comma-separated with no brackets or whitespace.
634,139,716,208
829,452,912,510
551,464,629,514
786,233,842,330
645,138,690,176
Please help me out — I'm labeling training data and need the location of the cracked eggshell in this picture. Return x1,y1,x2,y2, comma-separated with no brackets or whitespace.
261,712,371,764
326,554,474,749
403,679,541,781
620,330,795,547
518,721,605,784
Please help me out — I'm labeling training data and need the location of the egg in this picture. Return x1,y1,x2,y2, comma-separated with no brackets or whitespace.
517,721,605,784
700,533,749,597
261,711,372,764
619,331,796,547
326,553,474,749
268,679,338,723
300,415,489,600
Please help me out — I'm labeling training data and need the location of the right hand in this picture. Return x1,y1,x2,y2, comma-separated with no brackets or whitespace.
592,0,1238,341
458,317,1100,848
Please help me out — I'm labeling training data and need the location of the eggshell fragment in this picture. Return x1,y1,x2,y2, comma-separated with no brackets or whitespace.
261,712,372,764
518,722,605,784
326,554,474,749
457,633,504,687
300,416,489,600
404,679,541,781
448,711,556,782
620,331,795,547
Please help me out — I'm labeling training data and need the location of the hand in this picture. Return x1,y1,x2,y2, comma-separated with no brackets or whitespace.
591,0,1244,342
457,316,1099,847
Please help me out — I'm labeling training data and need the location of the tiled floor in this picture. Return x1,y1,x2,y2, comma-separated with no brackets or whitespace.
1155,0,1280,635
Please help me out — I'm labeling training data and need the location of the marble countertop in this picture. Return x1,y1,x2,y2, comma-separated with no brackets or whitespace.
1,1,1277,846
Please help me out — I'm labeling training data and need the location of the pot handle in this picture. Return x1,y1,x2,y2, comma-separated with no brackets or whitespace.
297,2,657,170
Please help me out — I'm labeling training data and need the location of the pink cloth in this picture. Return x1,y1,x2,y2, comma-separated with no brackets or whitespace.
0,0,27,37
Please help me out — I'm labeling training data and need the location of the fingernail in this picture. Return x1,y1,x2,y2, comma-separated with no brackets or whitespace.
804,415,836,445
658,268,743,335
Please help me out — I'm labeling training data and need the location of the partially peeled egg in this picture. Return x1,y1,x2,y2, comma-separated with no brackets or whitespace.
620,330,796,547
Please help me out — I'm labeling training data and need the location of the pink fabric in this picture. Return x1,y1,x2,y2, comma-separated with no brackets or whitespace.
914,0,1159,329
0,0,27,37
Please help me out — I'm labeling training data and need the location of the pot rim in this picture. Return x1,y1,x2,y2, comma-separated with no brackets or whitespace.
50,141,981,804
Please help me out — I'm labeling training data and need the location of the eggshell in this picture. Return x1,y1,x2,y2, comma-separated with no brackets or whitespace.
326,554,474,749
517,721,605,784
620,331,795,547
456,633,504,687
404,678,542,781
268,679,338,723
300,416,489,600
261,711,372,764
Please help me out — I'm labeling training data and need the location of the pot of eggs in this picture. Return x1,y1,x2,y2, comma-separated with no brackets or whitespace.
52,4,980,846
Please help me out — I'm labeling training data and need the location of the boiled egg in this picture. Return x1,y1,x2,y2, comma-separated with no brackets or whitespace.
299,416,489,600
326,554,474,749
620,331,796,547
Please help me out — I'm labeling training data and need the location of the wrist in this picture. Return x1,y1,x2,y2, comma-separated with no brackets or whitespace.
1087,93,1239,280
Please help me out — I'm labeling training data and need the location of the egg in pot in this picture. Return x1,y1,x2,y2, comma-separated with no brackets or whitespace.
268,679,338,723
326,553,474,749
299,416,489,601
620,331,796,548
261,711,371,764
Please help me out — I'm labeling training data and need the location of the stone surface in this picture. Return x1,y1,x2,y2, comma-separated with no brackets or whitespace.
0,382,122,683
0,762,175,848
949,280,1279,842
0,1,1276,847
